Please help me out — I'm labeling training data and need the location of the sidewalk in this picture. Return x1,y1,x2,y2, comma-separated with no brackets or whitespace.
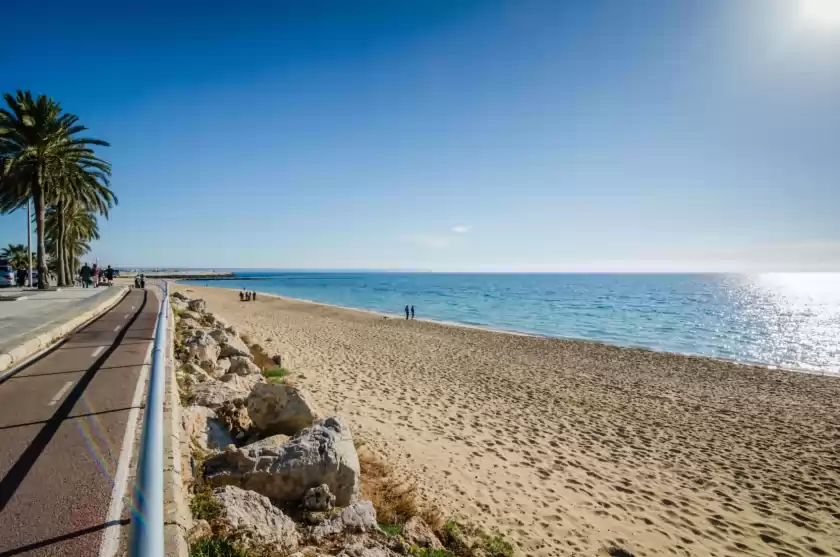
0,286,128,372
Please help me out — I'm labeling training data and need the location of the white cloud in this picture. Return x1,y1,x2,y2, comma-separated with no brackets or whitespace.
451,225,471,233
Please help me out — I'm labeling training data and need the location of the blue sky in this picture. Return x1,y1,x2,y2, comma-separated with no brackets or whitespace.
1,0,839,271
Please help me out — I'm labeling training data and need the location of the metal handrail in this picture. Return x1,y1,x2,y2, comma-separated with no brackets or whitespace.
130,279,168,556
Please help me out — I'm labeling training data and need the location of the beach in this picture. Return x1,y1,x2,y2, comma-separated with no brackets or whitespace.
174,284,840,557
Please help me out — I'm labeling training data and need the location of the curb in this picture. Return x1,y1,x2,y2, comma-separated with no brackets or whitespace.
0,286,129,374
163,302,190,556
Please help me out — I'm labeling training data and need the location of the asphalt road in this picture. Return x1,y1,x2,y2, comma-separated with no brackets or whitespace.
0,287,159,557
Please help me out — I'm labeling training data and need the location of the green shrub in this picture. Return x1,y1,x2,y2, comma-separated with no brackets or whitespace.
189,538,251,557
482,534,514,557
190,487,223,522
379,523,403,537
263,367,289,383
411,549,456,557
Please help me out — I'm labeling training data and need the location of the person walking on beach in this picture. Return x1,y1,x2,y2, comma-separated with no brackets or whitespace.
405,305,410,320
411,305,415,319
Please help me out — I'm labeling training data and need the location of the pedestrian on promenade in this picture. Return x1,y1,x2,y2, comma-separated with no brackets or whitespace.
92,264,100,287
106,265,115,286
80,263,92,288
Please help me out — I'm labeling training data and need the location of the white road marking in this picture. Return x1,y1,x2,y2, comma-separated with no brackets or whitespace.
91,346,105,358
48,381,74,406
113,325,121,333
98,322,156,557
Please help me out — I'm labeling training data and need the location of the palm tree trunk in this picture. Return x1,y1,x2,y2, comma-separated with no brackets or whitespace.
33,174,49,290
57,208,67,287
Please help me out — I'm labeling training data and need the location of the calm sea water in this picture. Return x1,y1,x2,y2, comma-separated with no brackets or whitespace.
181,273,840,374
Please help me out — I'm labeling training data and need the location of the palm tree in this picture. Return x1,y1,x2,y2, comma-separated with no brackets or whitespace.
1,243,31,271
45,202,100,284
0,91,113,289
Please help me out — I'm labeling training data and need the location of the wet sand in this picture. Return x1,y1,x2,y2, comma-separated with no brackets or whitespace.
174,284,840,557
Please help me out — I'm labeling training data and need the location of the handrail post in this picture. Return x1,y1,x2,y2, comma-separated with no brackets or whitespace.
130,279,168,556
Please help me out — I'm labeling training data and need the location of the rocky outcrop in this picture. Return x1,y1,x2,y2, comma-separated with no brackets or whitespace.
220,373,263,393
302,484,335,512
310,501,378,542
180,310,202,322
402,517,443,549
178,317,204,331
228,355,261,376
188,299,207,313
214,486,299,553
186,331,220,367
204,416,360,506
247,382,321,436
336,541,399,557
182,405,234,452
213,357,232,377
172,291,189,301
216,399,253,443
191,380,248,410
210,330,252,359
243,434,290,452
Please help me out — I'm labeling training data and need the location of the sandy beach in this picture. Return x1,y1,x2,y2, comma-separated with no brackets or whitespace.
174,284,840,557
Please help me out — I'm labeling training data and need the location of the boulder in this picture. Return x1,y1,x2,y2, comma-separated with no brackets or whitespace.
188,299,207,313
171,298,189,312
204,416,360,506
228,355,261,376
186,331,220,367
214,357,232,377
209,330,252,359
172,291,189,301
182,405,234,452
216,399,253,442
178,317,204,331
247,382,321,436
402,517,443,549
310,501,377,542
206,313,230,329
220,373,263,393
187,519,212,544
214,486,299,553
191,381,248,410
243,434,290,453
302,484,335,512
180,310,202,321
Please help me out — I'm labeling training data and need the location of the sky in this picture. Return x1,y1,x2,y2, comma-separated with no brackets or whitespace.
1,0,839,272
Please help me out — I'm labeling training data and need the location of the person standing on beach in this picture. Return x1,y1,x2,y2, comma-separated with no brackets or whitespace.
411,305,415,319
405,305,410,320
239,291,244,301
252,291,257,301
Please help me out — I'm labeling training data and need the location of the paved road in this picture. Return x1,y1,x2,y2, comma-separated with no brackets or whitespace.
0,287,159,557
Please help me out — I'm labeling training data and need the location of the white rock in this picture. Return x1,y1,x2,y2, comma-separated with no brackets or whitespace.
204,416,360,506
180,310,202,321
311,501,378,542
247,382,321,435
188,299,207,313
182,405,234,452
172,291,189,301
243,434,290,454
220,373,263,393
214,486,299,552
181,362,214,383
228,355,261,376
178,317,205,331
302,484,335,512
171,298,189,312
186,331,220,367
214,357,232,377
191,380,249,409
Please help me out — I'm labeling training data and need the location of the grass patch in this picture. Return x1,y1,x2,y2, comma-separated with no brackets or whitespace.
189,538,251,557
263,366,290,384
190,487,223,522
411,550,456,557
482,534,515,557
379,523,403,537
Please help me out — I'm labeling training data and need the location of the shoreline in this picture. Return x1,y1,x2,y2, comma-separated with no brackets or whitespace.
178,282,839,378
173,282,840,557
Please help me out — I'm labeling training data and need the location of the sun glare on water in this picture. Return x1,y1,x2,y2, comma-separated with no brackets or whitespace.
799,0,840,28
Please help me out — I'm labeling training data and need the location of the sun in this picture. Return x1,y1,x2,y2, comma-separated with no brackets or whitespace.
800,0,840,28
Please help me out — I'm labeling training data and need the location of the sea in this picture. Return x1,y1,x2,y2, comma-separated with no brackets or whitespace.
180,272,840,375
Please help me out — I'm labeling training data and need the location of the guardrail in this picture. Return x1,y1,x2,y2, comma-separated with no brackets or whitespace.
130,279,169,556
